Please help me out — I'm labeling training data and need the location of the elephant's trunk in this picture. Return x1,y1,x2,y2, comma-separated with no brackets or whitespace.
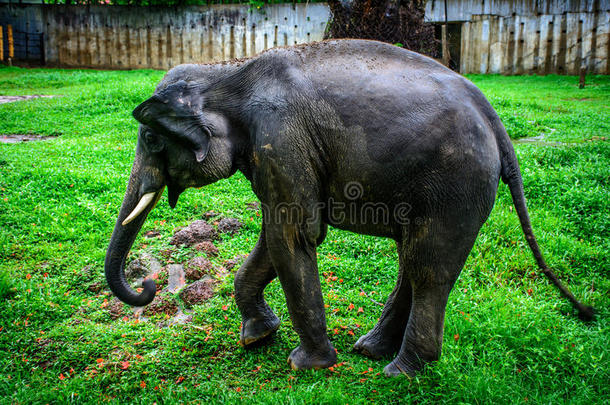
105,148,165,306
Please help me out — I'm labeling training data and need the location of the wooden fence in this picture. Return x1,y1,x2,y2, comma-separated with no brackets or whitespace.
461,12,609,75
39,4,329,69
1,2,609,75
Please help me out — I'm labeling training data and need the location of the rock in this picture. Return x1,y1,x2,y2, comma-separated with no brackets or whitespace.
185,257,213,281
124,252,162,282
171,220,217,246
224,254,248,271
165,264,186,293
108,297,126,320
193,241,219,257
217,217,243,234
143,294,179,317
179,278,216,307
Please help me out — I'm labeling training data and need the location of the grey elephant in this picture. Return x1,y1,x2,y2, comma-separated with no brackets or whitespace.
105,39,593,376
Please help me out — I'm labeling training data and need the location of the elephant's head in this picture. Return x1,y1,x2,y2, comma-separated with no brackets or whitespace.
105,79,243,306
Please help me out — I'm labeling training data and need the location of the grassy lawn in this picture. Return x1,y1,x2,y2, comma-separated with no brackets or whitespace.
0,66,608,403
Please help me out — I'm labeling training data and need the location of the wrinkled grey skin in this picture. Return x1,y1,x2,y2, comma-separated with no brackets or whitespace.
105,39,594,377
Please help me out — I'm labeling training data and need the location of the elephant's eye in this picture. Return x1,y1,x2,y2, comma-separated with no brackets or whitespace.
143,130,165,153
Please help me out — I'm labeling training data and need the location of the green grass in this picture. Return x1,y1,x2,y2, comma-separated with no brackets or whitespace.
0,67,608,403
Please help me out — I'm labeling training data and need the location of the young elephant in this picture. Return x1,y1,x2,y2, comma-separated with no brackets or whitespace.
105,39,594,376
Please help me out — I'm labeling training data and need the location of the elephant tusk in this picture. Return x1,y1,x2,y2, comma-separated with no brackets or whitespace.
122,192,157,226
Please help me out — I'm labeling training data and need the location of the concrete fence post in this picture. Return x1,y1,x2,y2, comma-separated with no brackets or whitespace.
8,25,13,59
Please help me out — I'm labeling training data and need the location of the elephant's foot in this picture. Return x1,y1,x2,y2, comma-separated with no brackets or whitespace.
384,348,436,377
383,359,417,377
287,343,337,370
239,313,281,347
353,330,402,360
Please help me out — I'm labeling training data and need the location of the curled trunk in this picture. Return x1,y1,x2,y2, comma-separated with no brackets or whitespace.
105,148,164,306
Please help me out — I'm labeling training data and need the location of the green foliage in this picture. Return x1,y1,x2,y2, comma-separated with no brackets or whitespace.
0,270,15,300
0,67,608,403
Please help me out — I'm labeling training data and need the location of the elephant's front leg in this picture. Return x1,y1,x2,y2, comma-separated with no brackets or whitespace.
266,222,337,370
235,227,280,347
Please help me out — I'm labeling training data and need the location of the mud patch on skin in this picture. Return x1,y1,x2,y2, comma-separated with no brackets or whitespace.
0,134,58,144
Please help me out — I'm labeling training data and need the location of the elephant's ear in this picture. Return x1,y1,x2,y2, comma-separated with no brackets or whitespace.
132,80,210,163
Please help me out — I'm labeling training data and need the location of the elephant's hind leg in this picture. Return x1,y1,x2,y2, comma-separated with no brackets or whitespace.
384,219,481,377
235,227,280,347
353,243,412,359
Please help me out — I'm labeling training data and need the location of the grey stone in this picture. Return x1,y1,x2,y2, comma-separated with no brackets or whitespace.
166,264,186,293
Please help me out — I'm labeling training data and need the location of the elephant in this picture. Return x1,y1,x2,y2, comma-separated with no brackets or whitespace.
105,39,594,377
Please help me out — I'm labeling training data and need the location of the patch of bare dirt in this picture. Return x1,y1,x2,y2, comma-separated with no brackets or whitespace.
193,240,219,257
142,294,179,317
179,278,216,307
565,97,594,102
108,297,127,320
152,267,169,291
157,309,193,327
143,230,161,238
0,95,58,104
217,217,243,234
224,254,248,271
246,201,260,211
203,210,220,220
171,220,217,246
125,253,162,283
0,134,57,144
87,281,105,293
185,256,214,281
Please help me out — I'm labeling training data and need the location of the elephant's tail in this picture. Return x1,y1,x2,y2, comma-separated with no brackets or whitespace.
496,125,595,322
